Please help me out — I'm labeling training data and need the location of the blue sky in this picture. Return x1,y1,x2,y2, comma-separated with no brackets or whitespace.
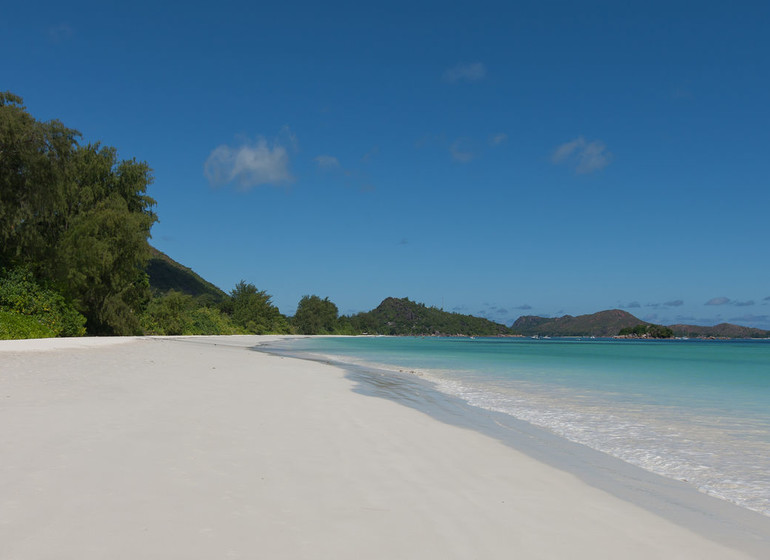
4,1,769,328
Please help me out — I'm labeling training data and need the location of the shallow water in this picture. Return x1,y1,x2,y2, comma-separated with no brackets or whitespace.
269,336,770,516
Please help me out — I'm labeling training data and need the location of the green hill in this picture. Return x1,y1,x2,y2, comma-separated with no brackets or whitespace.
669,323,769,339
145,247,227,302
512,309,648,337
348,297,514,336
512,309,770,338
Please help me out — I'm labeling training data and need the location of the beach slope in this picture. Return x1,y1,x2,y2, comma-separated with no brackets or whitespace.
0,336,763,559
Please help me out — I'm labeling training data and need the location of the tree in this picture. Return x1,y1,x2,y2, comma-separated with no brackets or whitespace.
54,148,156,334
0,92,80,267
618,324,673,339
229,281,290,334
293,295,339,334
142,290,196,335
0,93,157,334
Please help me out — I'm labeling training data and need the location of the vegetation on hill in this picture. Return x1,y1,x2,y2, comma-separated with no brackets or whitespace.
669,323,769,339
512,309,644,337
146,247,227,302
514,310,769,339
348,297,514,336
618,324,674,339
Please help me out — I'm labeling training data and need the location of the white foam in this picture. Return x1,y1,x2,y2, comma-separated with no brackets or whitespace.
416,368,770,517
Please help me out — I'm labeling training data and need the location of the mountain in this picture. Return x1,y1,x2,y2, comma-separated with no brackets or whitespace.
145,247,227,302
669,323,769,339
512,309,770,338
512,310,648,337
348,297,514,336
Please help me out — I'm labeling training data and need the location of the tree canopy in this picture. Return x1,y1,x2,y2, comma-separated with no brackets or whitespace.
618,324,674,338
292,295,340,334
227,281,290,334
0,92,157,334
349,297,513,336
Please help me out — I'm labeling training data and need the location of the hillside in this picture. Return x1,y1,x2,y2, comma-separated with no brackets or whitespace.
348,297,514,336
512,310,648,337
512,309,770,338
669,323,769,339
146,247,228,302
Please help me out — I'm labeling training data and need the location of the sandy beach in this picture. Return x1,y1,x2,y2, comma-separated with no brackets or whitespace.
1,336,768,559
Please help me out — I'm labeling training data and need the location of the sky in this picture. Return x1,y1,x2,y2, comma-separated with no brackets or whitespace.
3,0,769,328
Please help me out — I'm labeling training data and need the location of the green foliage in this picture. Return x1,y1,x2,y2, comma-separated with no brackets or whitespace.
0,310,56,340
648,324,674,338
513,310,648,337
333,315,358,335
146,247,227,301
0,92,80,265
292,295,340,334
56,186,154,334
0,93,157,335
349,297,513,336
229,281,290,334
0,267,86,337
142,290,245,335
142,290,195,335
618,324,674,338
187,306,246,335
669,323,770,339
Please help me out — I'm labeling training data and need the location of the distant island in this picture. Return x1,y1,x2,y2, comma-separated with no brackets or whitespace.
345,297,513,337
512,310,769,339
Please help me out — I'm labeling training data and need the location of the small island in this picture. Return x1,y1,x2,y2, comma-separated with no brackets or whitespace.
616,324,674,339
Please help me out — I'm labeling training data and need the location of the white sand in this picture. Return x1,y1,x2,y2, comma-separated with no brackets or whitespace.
0,336,762,559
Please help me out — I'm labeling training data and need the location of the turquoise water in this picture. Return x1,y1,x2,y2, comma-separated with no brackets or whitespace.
271,336,770,515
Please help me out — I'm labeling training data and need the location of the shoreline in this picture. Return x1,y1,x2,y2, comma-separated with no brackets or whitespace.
2,335,769,558
260,337,770,552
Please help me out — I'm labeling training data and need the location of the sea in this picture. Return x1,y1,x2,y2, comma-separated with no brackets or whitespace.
265,336,770,517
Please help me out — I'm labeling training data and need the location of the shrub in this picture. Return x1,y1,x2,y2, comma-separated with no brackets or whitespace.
0,268,86,337
141,290,246,335
186,307,246,335
0,310,56,340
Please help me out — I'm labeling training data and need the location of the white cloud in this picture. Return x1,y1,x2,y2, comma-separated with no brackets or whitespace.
450,139,474,163
204,136,293,189
705,297,731,306
551,136,612,174
314,155,340,168
444,62,486,83
489,133,508,146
